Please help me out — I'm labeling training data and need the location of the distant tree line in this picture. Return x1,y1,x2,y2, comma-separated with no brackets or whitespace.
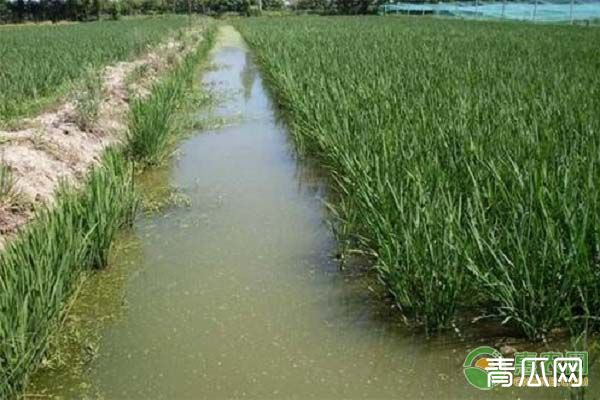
0,0,286,23
0,0,391,23
290,0,380,14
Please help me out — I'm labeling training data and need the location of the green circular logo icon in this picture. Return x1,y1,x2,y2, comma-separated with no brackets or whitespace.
463,346,502,390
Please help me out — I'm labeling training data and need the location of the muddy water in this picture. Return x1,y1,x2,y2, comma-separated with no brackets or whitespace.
29,27,588,400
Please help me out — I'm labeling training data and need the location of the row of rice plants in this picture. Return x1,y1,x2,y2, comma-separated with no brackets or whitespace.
0,15,189,123
0,21,215,398
0,150,137,398
235,16,600,338
127,26,215,165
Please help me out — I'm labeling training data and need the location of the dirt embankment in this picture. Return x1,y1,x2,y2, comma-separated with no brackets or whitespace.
0,28,205,250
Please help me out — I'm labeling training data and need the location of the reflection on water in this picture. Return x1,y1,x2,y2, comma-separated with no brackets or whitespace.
240,50,258,103
27,26,593,400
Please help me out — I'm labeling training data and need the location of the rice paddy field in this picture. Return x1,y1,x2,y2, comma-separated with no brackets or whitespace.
235,16,600,338
0,15,189,122
3,12,600,399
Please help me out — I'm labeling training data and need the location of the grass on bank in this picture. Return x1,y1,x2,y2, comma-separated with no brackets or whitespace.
72,67,105,132
0,20,215,399
235,16,600,338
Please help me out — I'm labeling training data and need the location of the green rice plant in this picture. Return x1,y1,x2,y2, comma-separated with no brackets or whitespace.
73,67,104,132
79,150,138,269
127,79,186,165
0,149,137,398
236,16,600,337
127,27,215,166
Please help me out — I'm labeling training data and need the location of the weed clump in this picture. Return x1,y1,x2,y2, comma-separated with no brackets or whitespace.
0,164,19,206
73,67,104,132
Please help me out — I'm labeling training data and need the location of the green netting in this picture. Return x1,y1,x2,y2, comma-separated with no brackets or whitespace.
379,1,600,22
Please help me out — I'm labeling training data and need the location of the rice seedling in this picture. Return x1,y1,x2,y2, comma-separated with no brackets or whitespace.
79,150,138,269
0,16,189,123
235,16,600,337
0,149,137,398
127,80,186,165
